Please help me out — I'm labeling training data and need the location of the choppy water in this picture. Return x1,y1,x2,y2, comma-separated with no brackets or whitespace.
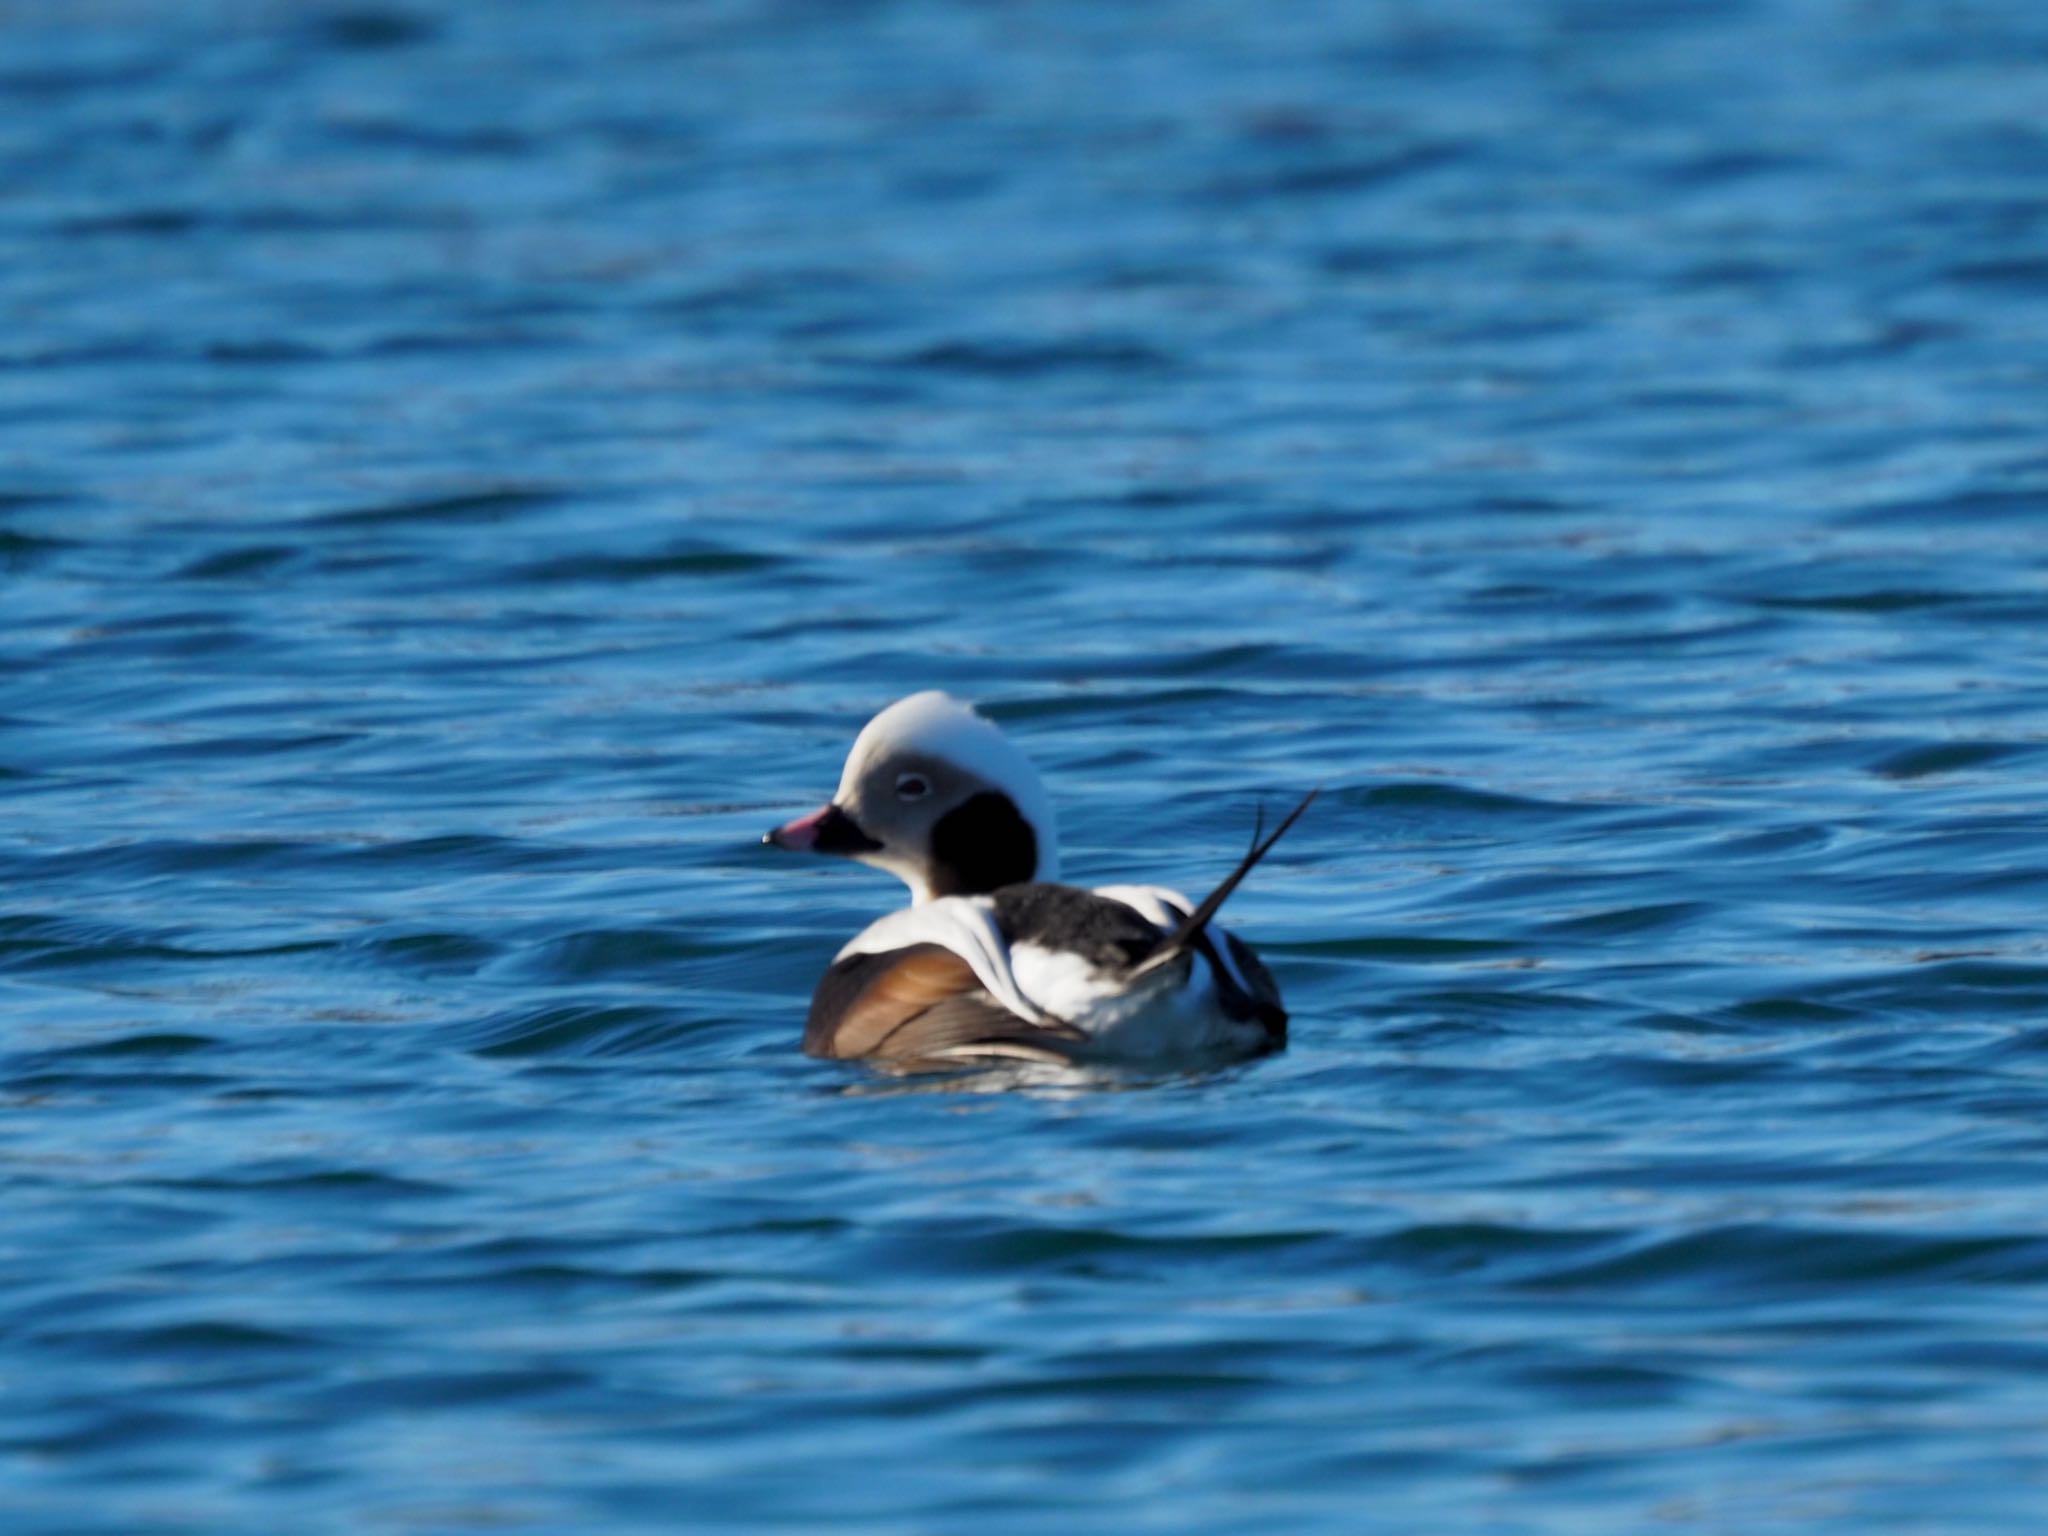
8,2,2048,1531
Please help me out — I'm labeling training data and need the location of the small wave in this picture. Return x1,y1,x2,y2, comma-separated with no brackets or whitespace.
884,336,1176,378
512,927,730,982
41,1031,221,1059
512,548,784,585
311,486,561,528
0,529,76,569
313,8,440,50
0,912,330,970
455,1001,699,1058
1843,487,2046,525
1345,781,1604,819
174,545,302,580
1540,901,1716,938
1197,142,1466,203
1521,1222,2048,1293
1869,740,2038,780
348,930,503,974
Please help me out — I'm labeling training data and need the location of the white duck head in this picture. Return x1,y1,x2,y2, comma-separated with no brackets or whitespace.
764,691,1059,904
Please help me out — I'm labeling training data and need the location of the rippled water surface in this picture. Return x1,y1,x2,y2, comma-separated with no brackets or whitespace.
9,2,2048,1531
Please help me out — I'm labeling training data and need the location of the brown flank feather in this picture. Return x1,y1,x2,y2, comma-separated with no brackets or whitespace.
825,946,982,1058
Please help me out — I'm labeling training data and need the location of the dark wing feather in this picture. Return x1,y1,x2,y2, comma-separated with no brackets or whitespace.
1216,929,1287,1044
805,943,1084,1070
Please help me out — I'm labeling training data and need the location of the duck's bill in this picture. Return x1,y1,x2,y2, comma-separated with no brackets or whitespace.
764,802,881,855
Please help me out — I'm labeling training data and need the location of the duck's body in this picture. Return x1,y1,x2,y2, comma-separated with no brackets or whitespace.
764,692,1306,1075
807,880,1285,1070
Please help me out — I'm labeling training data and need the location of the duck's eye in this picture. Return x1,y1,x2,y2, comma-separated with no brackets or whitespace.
895,772,931,801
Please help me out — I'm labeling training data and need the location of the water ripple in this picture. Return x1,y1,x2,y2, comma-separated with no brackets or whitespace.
8,1,2048,1531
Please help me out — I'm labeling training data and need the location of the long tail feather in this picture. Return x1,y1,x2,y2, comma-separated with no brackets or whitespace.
1131,788,1318,977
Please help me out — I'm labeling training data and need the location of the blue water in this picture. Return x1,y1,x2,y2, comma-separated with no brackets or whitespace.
8,1,2048,1530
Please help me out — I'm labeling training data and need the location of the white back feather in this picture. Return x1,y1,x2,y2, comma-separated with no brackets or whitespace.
836,899,1054,1026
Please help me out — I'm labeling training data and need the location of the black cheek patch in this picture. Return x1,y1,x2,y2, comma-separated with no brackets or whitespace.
927,791,1038,896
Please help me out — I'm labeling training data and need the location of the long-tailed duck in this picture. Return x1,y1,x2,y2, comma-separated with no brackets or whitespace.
764,691,1310,1073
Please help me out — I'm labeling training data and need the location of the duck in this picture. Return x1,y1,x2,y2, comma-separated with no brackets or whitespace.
764,691,1311,1074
